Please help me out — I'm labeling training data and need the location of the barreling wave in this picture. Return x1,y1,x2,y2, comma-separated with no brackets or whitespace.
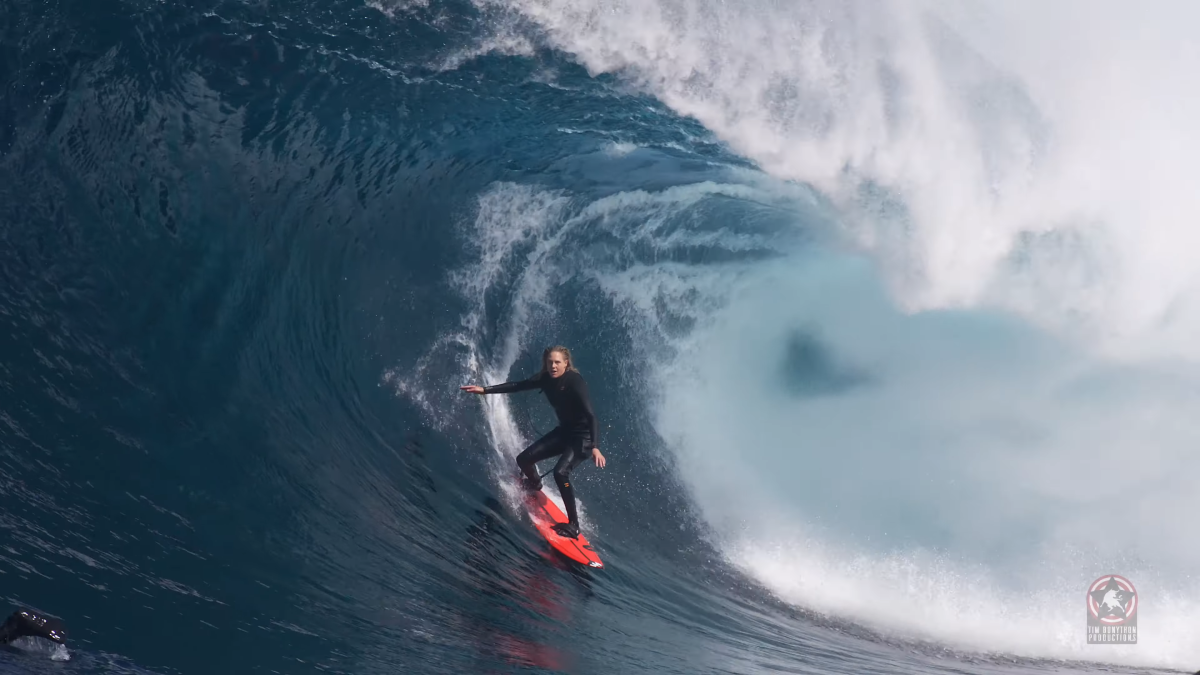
389,0,1200,669
2,0,1197,672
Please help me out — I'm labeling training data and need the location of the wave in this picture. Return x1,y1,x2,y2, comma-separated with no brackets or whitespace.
3,0,1197,671
385,0,1200,668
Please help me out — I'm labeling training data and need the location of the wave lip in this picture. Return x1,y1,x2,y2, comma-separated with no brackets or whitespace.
482,0,1200,360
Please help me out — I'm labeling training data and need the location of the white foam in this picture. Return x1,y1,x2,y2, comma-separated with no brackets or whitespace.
481,0,1200,359
728,530,1200,668
628,251,1199,664
602,141,639,158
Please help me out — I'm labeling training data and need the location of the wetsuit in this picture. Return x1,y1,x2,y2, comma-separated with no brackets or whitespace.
483,370,598,529
0,608,67,646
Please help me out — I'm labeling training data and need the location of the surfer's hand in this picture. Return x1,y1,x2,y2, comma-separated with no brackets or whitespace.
592,448,605,468
460,385,485,394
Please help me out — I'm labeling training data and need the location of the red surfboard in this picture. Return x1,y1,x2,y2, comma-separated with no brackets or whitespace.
523,490,604,569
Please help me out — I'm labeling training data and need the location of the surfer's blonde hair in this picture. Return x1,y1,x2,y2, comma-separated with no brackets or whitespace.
540,345,579,375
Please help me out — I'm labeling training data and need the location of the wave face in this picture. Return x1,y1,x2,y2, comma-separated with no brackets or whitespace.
1,0,1197,673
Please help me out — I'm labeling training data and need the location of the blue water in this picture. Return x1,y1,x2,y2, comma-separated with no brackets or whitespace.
1,1,1194,673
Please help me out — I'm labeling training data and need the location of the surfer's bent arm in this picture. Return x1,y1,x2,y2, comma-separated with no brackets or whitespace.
482,377,542,394
571,377,599,447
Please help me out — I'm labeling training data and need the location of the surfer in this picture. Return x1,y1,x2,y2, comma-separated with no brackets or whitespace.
461,345,606,539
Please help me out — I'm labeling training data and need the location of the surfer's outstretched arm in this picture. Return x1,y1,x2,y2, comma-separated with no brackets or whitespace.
483,377,543,394
460,376,542,395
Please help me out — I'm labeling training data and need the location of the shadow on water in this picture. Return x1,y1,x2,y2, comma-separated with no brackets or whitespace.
454,496,602,674
779,330,874,397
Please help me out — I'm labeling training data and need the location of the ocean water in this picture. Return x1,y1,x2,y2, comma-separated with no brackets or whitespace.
1,0,1198,673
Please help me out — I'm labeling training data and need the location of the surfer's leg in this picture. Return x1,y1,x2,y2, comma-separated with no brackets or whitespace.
515,428,567,485
551,435,591,528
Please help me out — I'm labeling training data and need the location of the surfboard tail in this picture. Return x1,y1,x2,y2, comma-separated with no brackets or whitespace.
524,491,604,568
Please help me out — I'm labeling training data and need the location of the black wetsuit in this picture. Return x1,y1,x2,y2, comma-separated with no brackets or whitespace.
484,370,598,527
